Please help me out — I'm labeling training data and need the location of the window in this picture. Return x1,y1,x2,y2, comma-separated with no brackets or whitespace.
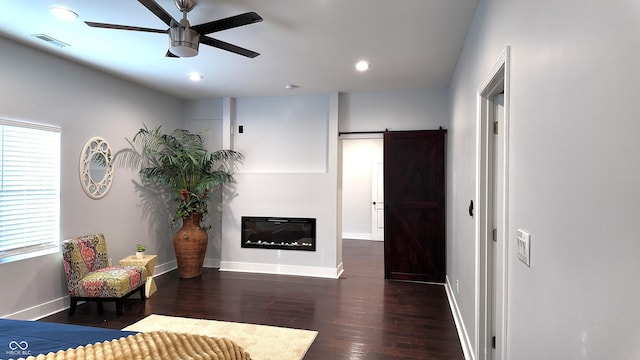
0,119,60,263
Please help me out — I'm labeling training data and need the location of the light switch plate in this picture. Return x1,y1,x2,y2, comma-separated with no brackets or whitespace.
517,229,530,267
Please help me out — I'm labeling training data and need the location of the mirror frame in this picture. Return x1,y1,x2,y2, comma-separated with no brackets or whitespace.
79,136,114,199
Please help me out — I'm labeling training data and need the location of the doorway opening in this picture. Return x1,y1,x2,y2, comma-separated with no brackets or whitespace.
340,136,384,242
477,46,510,360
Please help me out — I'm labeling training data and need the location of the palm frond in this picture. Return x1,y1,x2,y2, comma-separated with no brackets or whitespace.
123,124,242,225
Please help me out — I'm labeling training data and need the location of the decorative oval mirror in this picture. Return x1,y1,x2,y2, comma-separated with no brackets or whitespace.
79,137,114,199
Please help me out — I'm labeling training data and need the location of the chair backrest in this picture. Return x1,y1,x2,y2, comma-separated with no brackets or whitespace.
61,233,110,295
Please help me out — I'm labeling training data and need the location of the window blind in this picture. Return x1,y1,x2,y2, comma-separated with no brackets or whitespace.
0,119,61,263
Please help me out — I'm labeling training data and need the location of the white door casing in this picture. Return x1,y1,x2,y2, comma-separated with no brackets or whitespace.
340,136,383,241
476,46,510,360
490,93,505,359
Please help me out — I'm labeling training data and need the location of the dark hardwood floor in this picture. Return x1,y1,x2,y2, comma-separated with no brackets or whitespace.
41,239,464,359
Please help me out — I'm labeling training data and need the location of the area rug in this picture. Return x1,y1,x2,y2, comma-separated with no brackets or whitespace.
122,314,317,360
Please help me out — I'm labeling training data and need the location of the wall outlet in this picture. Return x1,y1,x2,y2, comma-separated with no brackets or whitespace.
516,229,530,267
455,279,460,294
108,258,113,266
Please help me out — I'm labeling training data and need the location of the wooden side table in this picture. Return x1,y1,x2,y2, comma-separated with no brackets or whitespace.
119,254,158,298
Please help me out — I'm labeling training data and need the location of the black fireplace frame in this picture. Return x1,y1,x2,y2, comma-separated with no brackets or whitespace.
241,216,316,251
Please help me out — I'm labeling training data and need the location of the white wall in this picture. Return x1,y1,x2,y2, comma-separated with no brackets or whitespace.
339,88,450,241
447,0,640,359
0,36,184,319
213,88,452,278
339,88,449,132
235,96,330,173
183,98,225,267
220,94,342,278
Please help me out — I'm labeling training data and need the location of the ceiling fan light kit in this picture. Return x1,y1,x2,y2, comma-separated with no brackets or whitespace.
169,21,200,57
85,0,262,58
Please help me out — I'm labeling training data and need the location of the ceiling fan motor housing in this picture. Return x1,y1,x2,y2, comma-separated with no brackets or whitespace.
169,20,200,57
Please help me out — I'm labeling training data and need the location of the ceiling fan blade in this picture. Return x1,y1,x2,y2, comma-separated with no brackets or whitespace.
85,21,167,34
200,36,260,58
166,50,179,58
192,12,263,35
138,0,176,27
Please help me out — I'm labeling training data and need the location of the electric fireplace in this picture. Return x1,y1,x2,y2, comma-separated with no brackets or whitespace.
241,216,316,251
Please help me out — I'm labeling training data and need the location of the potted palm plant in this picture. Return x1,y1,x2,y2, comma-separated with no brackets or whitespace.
122,125,243,278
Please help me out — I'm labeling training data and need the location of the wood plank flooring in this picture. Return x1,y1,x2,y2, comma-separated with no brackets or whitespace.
41,239,464,359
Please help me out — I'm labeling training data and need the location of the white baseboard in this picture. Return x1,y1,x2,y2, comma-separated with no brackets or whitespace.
336,261,344,278
445,275,474,360
204,258,220,269
342,232,372,240
219,261,343,279
5,296,69,321
154,259,178,277
152,258,219,275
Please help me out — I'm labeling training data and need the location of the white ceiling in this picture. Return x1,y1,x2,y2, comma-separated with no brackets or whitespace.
0,0,478,100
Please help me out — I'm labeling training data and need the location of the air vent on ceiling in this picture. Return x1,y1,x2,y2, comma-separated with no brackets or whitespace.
31,34,69,48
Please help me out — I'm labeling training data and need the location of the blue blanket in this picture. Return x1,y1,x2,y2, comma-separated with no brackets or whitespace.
0,318,137,358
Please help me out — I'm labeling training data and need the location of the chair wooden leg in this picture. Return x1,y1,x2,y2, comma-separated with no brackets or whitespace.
140,284,146,305
69,297,78,316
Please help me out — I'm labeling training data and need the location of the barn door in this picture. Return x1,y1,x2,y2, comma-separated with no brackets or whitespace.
384,130,446,283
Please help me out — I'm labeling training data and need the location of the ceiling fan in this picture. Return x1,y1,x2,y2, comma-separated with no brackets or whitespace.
85,0,262,58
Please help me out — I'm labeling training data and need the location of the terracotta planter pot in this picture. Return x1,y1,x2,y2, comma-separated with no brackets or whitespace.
173,213,208,278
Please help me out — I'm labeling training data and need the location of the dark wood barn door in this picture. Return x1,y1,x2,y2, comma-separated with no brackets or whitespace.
384,130,446,283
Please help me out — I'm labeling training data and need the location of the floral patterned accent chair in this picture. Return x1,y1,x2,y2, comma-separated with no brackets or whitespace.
62,233,147,316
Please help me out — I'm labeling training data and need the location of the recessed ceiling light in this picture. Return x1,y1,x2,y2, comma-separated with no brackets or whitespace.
355,60,371,72
50,7,79,22
284,84,300,90
188,72,203,81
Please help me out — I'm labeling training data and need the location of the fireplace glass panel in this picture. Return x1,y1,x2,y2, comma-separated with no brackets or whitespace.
241,217,316,251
